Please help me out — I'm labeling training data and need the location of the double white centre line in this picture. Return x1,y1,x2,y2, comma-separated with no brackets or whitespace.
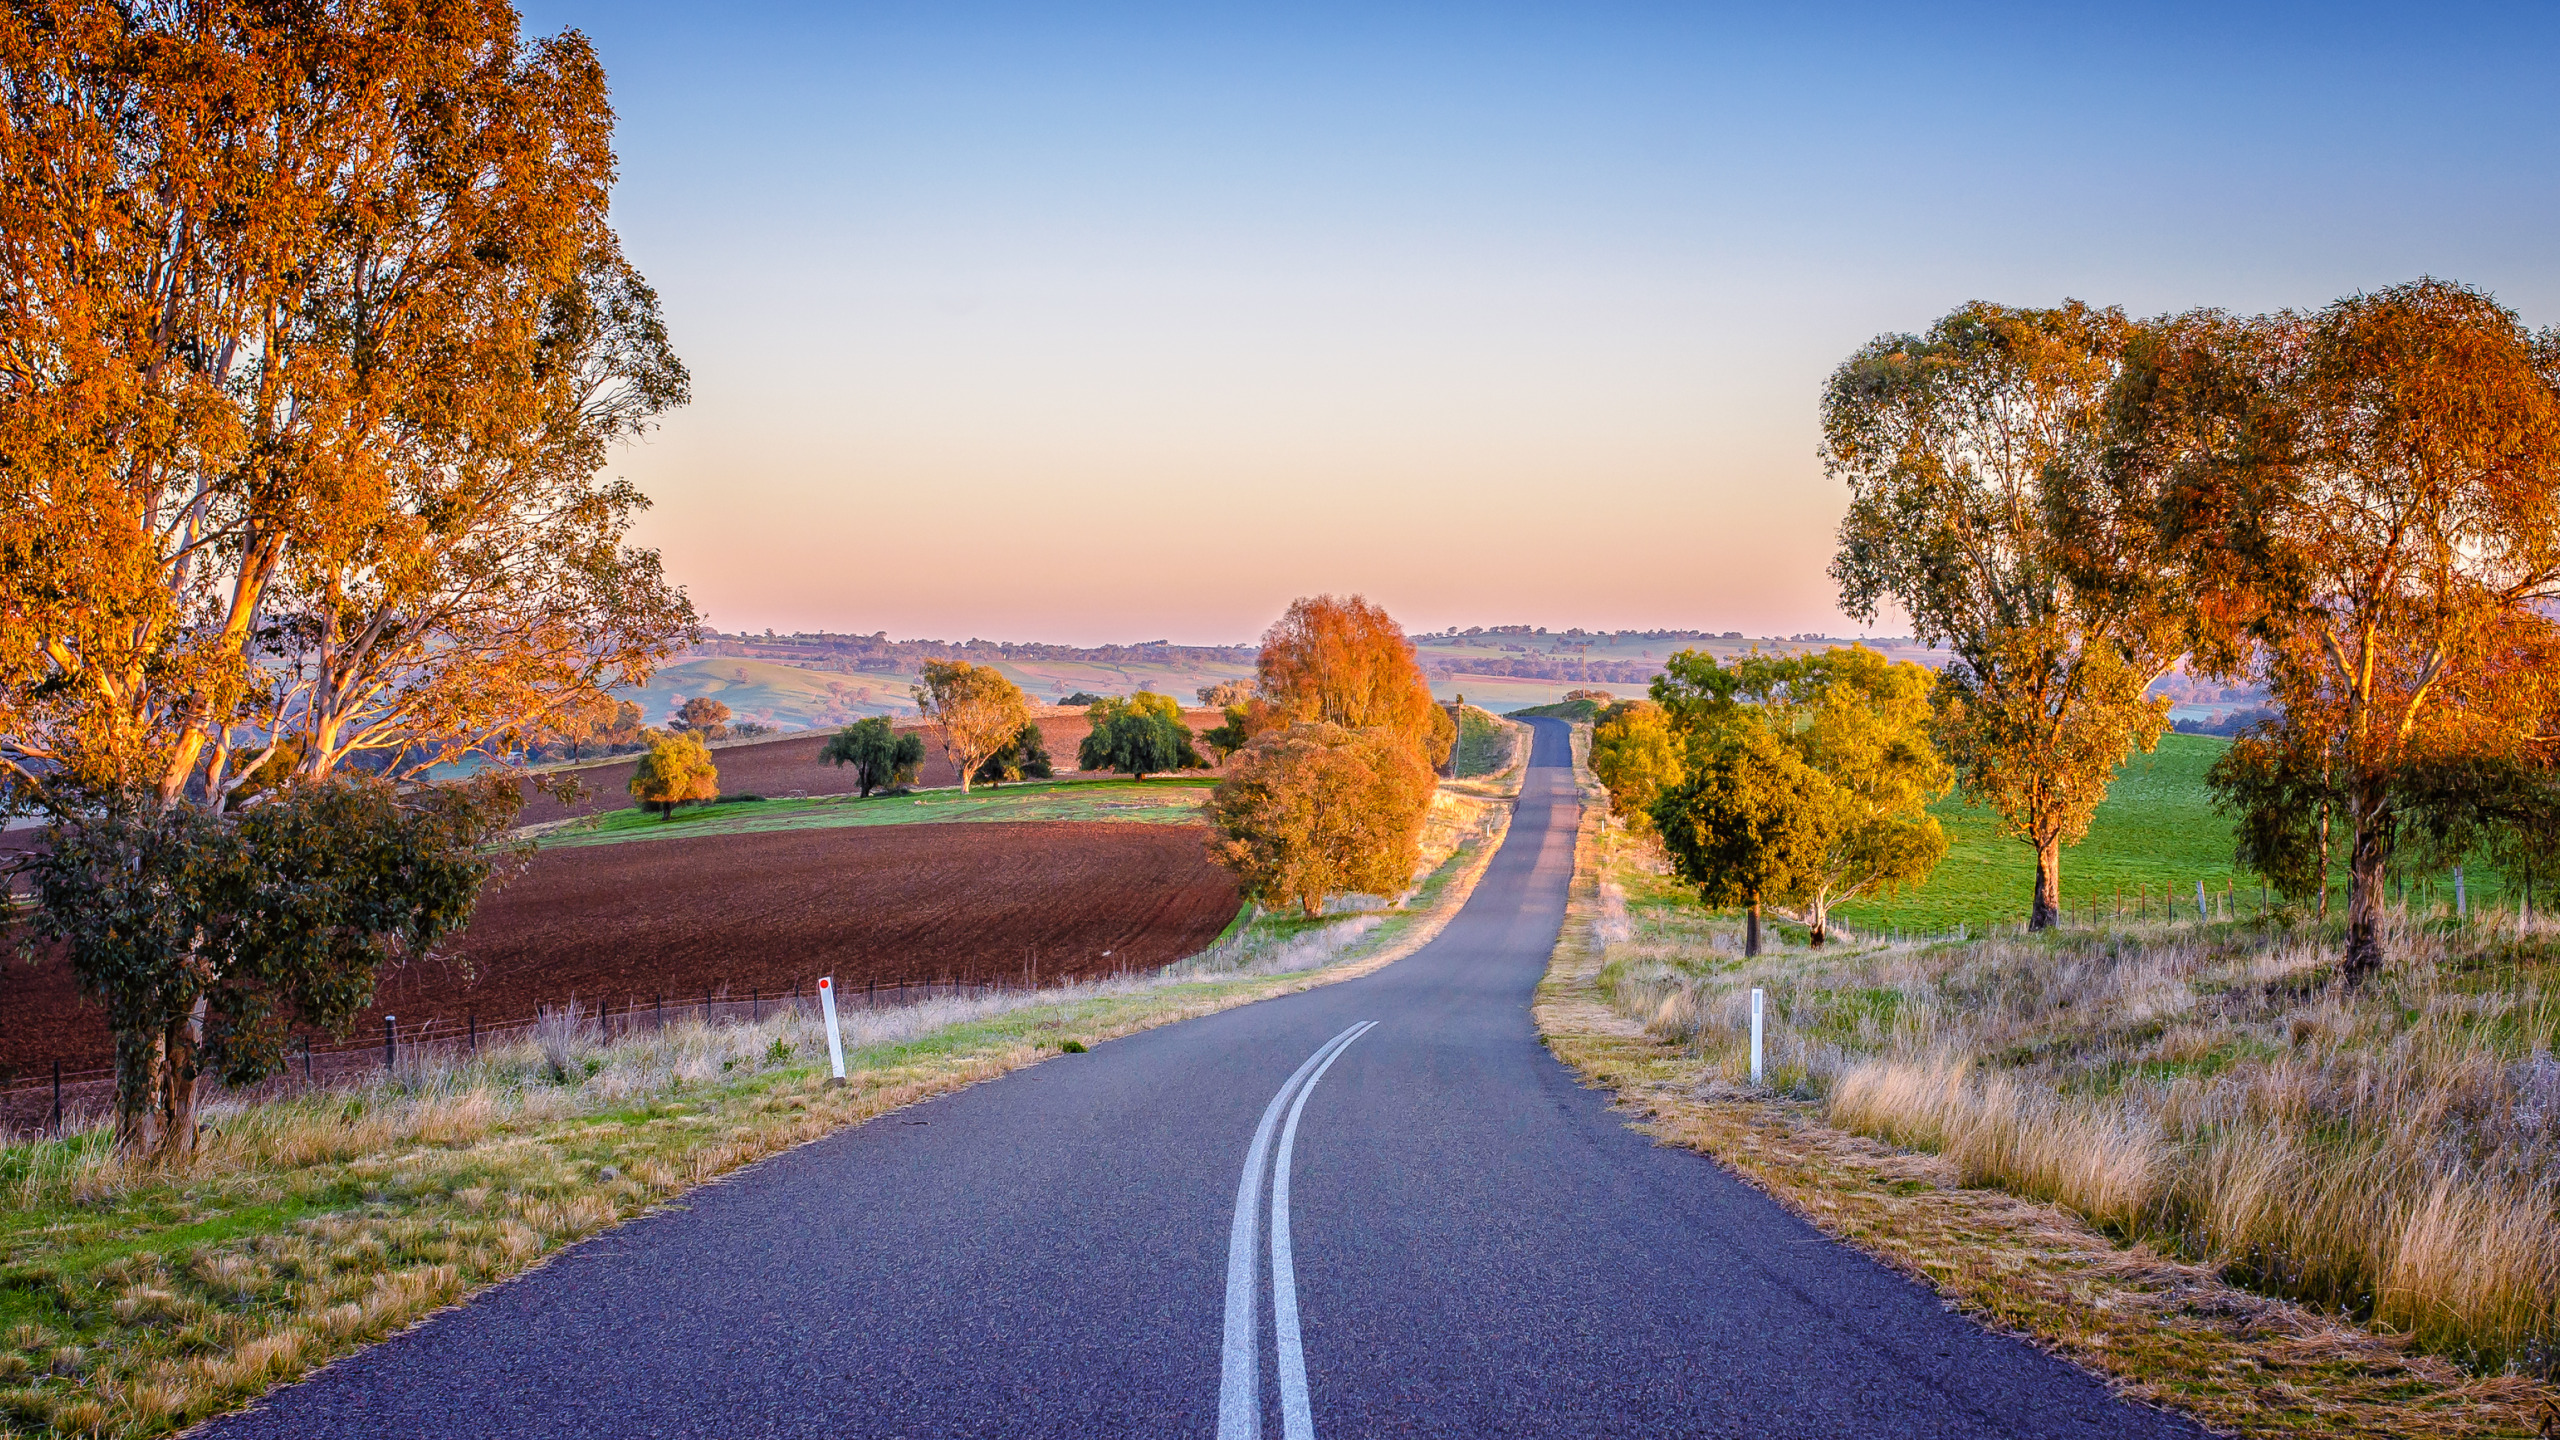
1218,1020,1375,1440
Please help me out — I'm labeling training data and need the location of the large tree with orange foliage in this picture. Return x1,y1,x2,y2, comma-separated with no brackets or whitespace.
0,0,686,1156
2115,279,2560,982
0,0,693,812
1252,594,1455,768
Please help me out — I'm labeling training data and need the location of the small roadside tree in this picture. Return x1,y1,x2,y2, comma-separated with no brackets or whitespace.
673,697,731,740
1206,723,1436,917
1588,700,1684,836
1197,680,1253,707
914,660,1031,794
15,777,522,1160
820,717,924,796
975,722,1057,787
1650,727,1827,958
1079,694,1207,780
630,731,719,818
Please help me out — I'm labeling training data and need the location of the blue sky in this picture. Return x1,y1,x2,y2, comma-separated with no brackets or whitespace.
520,1,2560,644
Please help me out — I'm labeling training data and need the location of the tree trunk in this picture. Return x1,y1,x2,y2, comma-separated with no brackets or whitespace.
1807,899,1828,948
2342,774,2390,986
2030,836,2062,930
112,1026,163,1154
1744,901,1763,958
154,997,207,1163
2315,801,2331,922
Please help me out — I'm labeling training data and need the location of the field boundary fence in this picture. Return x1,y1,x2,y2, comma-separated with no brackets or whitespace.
1873,868,2515,947
0,975,1017,1136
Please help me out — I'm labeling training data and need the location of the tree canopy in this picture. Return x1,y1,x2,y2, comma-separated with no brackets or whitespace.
630,731,718,818
2116,279,2560,980
1589,701,1683,836
0,0,695,812
1206,723,1436,917
1651,726,1828,958
820,717,923,796
1255,595,1455,769
1825,300,2176,928
1640,647,1949,949
976,722,1056,787
674,697,732,740
913,660,1030,794
1078,693,1206,780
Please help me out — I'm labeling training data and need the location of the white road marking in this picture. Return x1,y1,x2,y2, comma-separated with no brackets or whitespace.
1271,1021,1373,1440
1218,1022,1372,1440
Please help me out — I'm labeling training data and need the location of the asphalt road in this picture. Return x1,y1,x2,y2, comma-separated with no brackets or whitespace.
203,718,2200,1438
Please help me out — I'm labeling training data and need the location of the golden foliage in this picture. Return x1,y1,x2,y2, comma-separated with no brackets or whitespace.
911,659,1030,794
0,0,694,809
1254,594,1453,767
1206,722,1437,917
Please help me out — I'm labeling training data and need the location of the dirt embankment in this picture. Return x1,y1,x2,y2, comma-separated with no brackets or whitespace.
0,820,1240,1093
515,708,1228,827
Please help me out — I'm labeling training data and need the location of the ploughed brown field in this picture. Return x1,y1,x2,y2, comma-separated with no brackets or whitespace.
516,708,1227,827
0,820,1241,1096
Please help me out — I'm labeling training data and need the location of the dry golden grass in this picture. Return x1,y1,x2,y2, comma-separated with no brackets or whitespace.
1536,725,2560,1438
0,792,1513,1440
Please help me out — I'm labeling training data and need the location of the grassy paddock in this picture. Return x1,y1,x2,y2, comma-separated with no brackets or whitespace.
0,797,1512,1439
1450,706,1515,779
1837,733,2531,936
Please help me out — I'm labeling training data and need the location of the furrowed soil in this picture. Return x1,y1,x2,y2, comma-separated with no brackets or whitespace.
0,821,1240,1116
515,708,1228,827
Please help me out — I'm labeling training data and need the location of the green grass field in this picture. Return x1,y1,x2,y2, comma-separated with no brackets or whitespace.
547,778,1218,849
1819,732,2516,935
1833,733,2248,934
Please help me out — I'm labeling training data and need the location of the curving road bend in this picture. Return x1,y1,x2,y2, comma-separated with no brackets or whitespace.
202,719,2200,1438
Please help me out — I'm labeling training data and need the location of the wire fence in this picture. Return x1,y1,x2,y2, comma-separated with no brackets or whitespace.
1876,870,2508,946
0,976,1012,1135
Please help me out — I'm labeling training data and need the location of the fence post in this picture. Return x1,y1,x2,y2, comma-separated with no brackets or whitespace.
817,977,847,1083
51,1060,61,1135
1749,988,1765,1088
382,1015,397,1070
303,1035,313,1081
468,1010,477,1053
752,986,760,1022
655,993,664,1032
2455,866,2467,918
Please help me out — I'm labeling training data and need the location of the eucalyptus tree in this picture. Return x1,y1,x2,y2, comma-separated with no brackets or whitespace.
1825,302,2179,929
2115,280,2560,981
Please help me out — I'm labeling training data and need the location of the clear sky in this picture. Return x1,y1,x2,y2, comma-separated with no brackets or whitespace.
519,0,2560,645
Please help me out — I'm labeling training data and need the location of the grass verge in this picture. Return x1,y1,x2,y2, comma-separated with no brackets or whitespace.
0,793,1512,1439
1534,725,2560,1439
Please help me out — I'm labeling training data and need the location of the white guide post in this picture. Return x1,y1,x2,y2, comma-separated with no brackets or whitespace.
2196,879,2208,921
818,976,847,1082
1748,988,1765,1088
2455,866,2467,918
